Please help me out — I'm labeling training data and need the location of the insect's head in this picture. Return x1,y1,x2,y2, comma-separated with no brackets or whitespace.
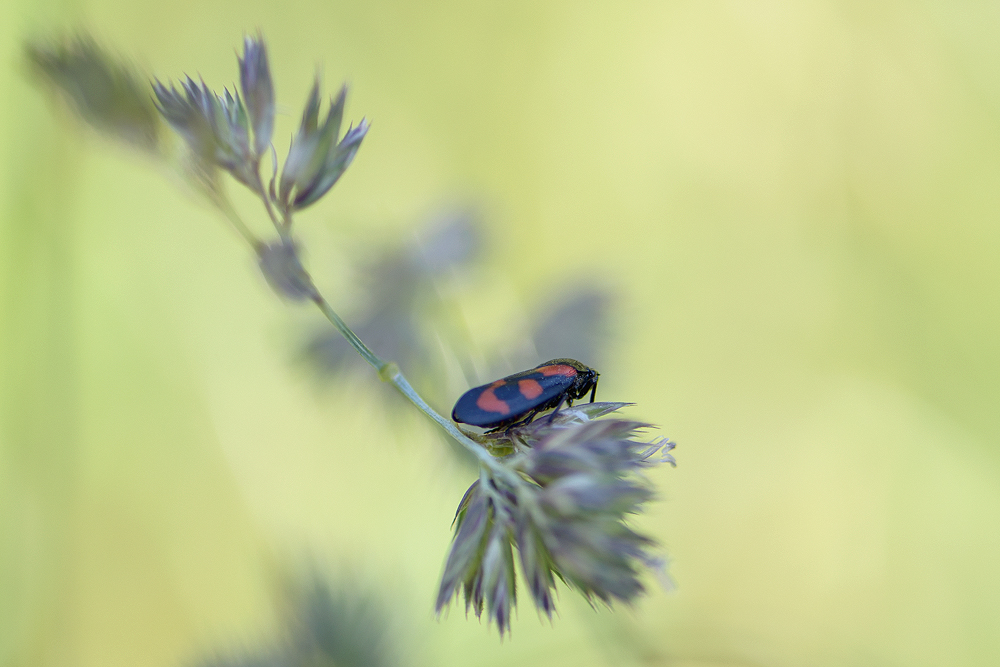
538,358,599,402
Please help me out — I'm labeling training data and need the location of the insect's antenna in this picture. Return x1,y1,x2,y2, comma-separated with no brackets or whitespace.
589,377,598,403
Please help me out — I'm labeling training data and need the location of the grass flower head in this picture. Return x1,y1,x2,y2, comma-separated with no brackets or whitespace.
437,403,675,634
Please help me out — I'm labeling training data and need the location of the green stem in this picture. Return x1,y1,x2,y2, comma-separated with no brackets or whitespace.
388,371,520,480
253,167,289,239
311,295,383,370
309,293,522,485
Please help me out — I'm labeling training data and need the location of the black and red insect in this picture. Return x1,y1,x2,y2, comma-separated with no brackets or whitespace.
451,358,599,431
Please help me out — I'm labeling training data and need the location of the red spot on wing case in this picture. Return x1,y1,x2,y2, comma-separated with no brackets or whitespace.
539,364,576,377
518,378,544,399
476,381,511,415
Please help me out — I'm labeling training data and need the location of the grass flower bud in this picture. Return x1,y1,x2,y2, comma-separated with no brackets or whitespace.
238,34,275,159
152,76,256,187
277,81,368,213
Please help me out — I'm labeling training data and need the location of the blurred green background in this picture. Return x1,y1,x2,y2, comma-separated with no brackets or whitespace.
4,1,1000,666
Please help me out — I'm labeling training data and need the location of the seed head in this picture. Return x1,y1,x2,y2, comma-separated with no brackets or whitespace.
152,76,257,187
436,403,675,634
276,81,368,213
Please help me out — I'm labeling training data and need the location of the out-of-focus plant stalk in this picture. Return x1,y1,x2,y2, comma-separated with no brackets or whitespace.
207,188,261,248
252,169,287,239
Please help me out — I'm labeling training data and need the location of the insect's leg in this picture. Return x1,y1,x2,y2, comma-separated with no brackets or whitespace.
546,397,568,424
504,409,540,434
589,378,598,403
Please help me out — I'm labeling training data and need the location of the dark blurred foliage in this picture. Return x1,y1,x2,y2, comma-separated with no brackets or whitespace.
25,34,162,151
521,287,612,372
301,209,481,399
301,210,613,404
197,570,401,667
258,239,319,302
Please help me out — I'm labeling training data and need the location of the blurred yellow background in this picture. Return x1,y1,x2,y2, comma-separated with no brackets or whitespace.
4,1,1000,666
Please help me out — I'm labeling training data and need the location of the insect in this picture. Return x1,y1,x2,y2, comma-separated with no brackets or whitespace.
451,358,599,431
